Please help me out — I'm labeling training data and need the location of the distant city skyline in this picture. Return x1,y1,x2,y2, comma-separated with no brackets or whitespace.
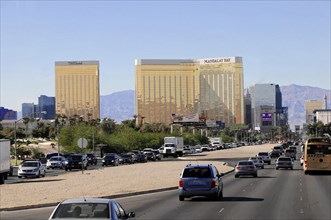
1,1,330,111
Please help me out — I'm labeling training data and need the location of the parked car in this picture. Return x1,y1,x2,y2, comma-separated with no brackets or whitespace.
46,156,68,169
46,153,63,160
18,160,46,178
178,164,223,201
48,198,135,219
235,160,258,178
131,150,147,163
86,153,98,165
102,153,120,166
144,151,156,161
248,157,264,169
152,149,162,160
256,152,271,165
120,153,135,164
275,157,293,170
65,154,88,171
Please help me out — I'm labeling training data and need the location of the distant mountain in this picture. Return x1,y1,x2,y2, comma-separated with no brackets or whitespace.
100,85,331,129
100,90,134,122
281,84,331,129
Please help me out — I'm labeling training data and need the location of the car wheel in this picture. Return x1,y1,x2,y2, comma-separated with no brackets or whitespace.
262,166,264,169
179,196,184,201
65,168,68,171
291,167,293,170
18,176,22,179
254,173,258,178
235,174,239,178
84,166,87,170
276,167,279,170
37,171,41,178
42,171,46,177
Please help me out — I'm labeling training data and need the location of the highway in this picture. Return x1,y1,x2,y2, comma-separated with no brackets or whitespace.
1,158,330,220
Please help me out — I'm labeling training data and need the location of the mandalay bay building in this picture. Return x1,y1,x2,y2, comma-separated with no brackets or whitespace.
135,57,244,126
55,61,100,120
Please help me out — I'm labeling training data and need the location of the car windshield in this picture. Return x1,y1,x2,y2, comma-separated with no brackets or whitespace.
258,153,268,156
51,203,110,218
182,167,212,178
22,162,39,167
105,156,115,159
69,156,82,161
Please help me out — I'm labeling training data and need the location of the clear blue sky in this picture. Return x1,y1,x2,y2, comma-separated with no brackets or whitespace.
1,0,330,111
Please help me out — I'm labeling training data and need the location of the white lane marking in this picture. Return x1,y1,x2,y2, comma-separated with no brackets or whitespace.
300,209,304,214
300,183,302,186
300,196,303,201
250,183,254,186
218,208,225,213
300,189,302,192
242,189,246,192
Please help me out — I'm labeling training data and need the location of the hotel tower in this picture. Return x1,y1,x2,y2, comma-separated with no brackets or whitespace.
55,61,100,120
135,57,244,126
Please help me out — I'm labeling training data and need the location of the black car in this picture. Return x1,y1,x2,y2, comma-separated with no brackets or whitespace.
86,153,98,165
152,150,162,160
65,154,88,171
102,153,120,166
144,152,156,161
131,150,147,163
270,150,281,158
120,153,135,164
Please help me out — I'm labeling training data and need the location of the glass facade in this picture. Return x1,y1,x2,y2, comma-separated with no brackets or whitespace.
55,61,100,120
135,57,244,126
38,95,55,120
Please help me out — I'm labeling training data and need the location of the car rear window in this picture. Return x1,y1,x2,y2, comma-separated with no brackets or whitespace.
182,167,212,178
238,161,254,165
286,149,295,153
278,158,291,161
258,152,268,156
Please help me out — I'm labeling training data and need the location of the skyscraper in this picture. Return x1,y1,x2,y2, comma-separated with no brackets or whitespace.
38,95,55,119
55,61,100,120
135,57,244,126
249,83,286,132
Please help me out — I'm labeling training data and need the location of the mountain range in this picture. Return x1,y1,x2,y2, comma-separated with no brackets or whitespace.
100,84,331,129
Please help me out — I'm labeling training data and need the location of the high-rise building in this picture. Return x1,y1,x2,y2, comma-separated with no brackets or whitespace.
135,57,244,126
55,61,100,120
305,100,322,124
38,95,55,119
22,103,37,118
249,83,286,132
0,107,17,120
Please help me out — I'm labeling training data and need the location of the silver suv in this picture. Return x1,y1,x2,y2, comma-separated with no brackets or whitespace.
179,164,224,201
257,152,271,165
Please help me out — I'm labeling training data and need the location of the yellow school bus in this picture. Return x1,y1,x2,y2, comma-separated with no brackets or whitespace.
304,137,331,174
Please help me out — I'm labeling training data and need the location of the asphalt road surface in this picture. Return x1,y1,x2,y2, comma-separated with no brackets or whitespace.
1,158,330,220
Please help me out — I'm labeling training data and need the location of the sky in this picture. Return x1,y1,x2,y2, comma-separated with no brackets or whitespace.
1,0,330,112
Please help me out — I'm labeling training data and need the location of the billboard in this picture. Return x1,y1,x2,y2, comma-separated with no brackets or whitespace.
171,113,206,126
261,113,273,121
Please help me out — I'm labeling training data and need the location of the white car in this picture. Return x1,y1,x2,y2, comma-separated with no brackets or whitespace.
248,156,264,169
46,156,68,169
49,198,135,219
300,154,304,166
18,160,46,178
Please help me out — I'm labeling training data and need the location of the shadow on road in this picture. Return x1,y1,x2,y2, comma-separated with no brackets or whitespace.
9,179,64,184
221,197,264,202
256,176,276,178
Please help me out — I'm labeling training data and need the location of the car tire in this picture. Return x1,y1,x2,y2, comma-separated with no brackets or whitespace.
179,196,184,201
18,176,22,179
254,173,258,178
65,168,68,171
276,167,279,170
235,174,239,178
37,171,41,178
262,166,264,169
291,167,293,170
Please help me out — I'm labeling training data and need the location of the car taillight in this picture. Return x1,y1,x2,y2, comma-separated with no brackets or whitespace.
236,166,241,169
179,180,183,187
211,179,218,188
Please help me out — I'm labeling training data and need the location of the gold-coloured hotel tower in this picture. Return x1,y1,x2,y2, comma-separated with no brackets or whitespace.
55,61,100,120
135,57,244,126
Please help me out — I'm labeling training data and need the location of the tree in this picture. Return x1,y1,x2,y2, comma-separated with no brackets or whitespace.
101,118,116,134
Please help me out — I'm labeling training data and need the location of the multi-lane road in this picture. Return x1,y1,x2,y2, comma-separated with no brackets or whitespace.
1,157,330,220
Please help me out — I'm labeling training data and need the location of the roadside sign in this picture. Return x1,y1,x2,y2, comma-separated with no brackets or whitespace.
77,138,88,149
